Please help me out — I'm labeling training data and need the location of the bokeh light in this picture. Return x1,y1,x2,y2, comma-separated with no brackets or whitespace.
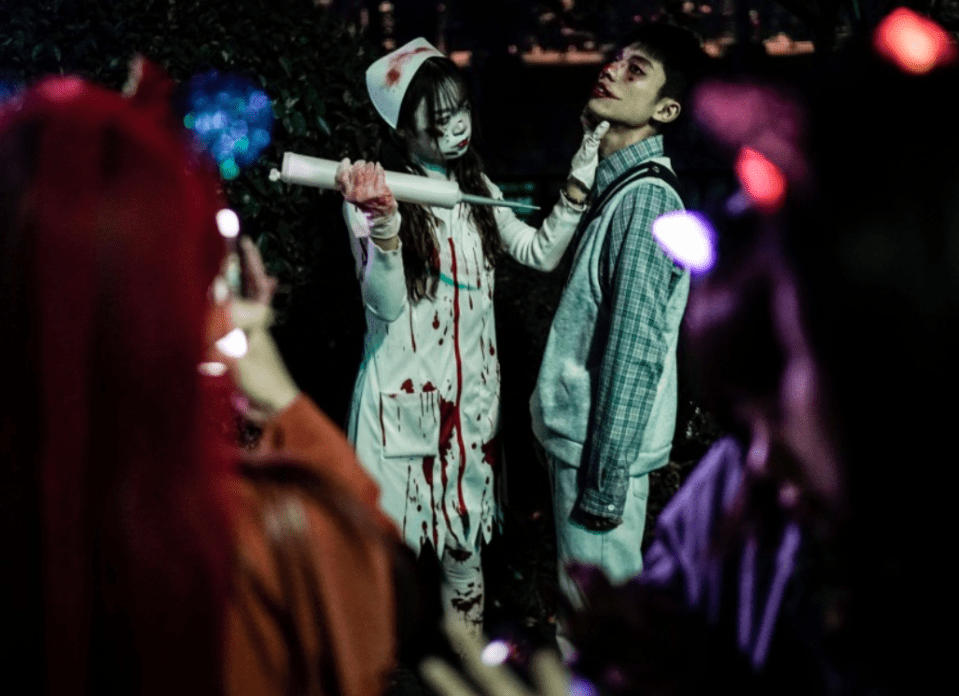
569,677,598,696
181,71,273,180
216,208,241,238
37,76,85,103
874,8,957,75
215,328,248,358
651,210,717,274
198,361,229,377
692,80,808,191
735,147,786,211
479,639,511,666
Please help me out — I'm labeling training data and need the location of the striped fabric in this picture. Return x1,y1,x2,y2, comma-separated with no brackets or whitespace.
578,135,686,519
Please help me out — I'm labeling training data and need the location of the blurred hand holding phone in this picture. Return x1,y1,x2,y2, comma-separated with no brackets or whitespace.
208,210,297,420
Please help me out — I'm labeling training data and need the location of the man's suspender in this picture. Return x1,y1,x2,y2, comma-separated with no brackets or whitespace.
570,161,683,253
581,162,682,231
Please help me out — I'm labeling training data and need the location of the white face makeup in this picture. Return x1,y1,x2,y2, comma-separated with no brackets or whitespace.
406,87,472,165
586,44,678,130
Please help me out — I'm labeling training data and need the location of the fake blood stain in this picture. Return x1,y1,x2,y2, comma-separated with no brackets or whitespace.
481,437,500,470
437,396,458,545
384,46,434,87
400,378,415,394
451,593,483,613
448,238,471,536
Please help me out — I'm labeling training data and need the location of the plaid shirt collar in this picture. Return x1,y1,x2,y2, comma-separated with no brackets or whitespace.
594,134,665,197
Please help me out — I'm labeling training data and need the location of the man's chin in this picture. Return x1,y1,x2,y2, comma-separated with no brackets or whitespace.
584,100,613,124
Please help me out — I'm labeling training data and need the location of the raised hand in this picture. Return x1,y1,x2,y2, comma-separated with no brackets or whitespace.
213,237,298,420
335,159,400,240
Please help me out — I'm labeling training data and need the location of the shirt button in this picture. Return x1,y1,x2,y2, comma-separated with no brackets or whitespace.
607,504,615,511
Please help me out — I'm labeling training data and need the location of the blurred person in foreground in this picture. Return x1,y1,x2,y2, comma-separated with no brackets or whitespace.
0,64,422,696
421,25,959,696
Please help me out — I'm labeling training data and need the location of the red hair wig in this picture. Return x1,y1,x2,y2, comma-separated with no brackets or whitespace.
1,75,231,695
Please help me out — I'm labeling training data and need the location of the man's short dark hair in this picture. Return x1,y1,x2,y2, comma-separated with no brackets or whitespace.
613,22,707,105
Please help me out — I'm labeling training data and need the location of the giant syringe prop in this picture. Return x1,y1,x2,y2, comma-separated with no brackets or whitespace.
268,152,539,212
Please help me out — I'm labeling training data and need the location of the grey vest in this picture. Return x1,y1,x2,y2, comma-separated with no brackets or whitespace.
530,160,689,474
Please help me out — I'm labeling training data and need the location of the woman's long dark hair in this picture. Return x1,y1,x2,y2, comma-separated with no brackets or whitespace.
378,57,503,302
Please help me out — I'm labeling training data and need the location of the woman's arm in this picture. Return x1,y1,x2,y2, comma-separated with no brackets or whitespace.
495,182,585,272
496,120,608,271
338,160,407,321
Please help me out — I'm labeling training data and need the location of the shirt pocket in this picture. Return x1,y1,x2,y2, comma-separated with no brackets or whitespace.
380,391,440,458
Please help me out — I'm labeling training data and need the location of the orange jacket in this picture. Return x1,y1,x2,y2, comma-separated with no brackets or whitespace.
223,394,397,696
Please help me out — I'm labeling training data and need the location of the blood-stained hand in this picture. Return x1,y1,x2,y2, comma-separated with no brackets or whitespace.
335,158,401,239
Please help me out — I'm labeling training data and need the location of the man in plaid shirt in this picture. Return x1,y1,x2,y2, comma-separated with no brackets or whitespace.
530,23,706,618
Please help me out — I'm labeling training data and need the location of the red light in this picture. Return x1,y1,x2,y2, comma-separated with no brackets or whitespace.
874,8,957,75
736,147,786,211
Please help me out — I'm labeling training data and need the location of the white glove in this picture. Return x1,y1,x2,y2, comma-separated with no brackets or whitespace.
567,119,610,191
335,158,401,239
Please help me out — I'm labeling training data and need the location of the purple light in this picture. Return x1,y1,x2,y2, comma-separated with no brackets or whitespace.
651,210,716,274
569,677,598,696
692,80,808,190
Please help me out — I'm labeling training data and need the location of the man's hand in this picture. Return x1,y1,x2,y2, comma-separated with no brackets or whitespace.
570,504,622,532
335,158,400,241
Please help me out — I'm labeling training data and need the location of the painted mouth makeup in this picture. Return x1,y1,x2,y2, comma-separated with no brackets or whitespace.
591,83,617,99
455,138,470,149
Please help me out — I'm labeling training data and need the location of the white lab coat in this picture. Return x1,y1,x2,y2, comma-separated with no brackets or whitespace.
344,172,583,556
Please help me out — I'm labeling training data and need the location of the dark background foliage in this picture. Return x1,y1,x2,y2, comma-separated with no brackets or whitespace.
1,0,382,426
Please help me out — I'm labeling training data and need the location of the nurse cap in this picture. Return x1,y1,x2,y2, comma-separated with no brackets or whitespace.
366,37,445,130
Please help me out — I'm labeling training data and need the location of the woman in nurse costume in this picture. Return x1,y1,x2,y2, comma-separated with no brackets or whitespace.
335,38,608,637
